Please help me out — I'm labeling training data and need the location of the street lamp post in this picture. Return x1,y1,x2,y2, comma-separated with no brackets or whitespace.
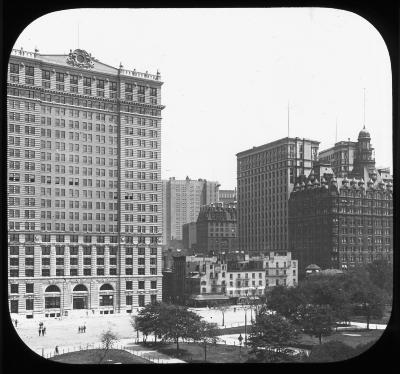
238,333,243,361
135,316,139,342
244,307,247,346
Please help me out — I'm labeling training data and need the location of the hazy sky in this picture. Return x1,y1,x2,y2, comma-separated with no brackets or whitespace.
13,8,392,189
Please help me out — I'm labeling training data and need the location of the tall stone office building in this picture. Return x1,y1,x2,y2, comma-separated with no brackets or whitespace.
237,137,320,254
162,176,220,245
7,48,164,317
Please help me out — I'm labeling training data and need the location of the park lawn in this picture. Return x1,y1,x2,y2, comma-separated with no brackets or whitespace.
150,342,251,363
219,325,247,335
297,329,384,348
50,349,152,364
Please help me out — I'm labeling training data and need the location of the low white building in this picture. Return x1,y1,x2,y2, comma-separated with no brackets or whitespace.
266,251,298,287
184,252,298,302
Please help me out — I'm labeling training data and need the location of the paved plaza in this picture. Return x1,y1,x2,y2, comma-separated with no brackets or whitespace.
10,305,386,363
10,305,253,358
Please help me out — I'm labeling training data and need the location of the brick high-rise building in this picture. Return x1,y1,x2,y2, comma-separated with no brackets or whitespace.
7,48,164,317
162,176,220,245
196,202,238,256
237,137,320,254
289,156,393,278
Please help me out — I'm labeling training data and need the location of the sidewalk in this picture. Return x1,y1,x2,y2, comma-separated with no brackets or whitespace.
119,339,186,364
36,338,186,364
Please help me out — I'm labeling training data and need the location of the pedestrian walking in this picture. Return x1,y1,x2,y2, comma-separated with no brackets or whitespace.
38,328,42,336
43,327,46,335
15,319,18,327
55,346,59,355
78,326,81,333
83,325,86,333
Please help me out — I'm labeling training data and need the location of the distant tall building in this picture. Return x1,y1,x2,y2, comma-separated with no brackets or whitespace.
162,177,220,244
318,125,392,182
219,188,237,206
237,137,320,254
7,48,164,316
196,202,238,255
182,222,197,250
318,140,357,177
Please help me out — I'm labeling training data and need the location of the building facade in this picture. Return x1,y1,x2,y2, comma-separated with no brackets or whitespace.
219,188,237,206
184,252,297,302
196,202,238,255
237,137,320,254
182,222,197,250
289,155,393,278
162,176,220,244
318,140,357,178
7,48,164,317
318,126,392,183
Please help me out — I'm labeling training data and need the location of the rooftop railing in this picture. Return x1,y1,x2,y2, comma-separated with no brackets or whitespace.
119,68,161,81
11,48,37,58
10,48,162,81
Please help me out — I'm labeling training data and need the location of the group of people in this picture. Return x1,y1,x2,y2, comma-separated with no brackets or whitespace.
78,325,87,333
38,322,46,336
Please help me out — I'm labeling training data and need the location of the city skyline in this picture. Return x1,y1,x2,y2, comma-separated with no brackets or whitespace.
12,8,392,189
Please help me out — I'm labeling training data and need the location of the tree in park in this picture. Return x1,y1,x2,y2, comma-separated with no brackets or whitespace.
248,311,299,363
216,303,230,326
292,304,335,344
342,268,387,329
298,274,353,327
161,304,202,352
132,301,164,343
350,283,386,329
192,321,220,362
133,302,218,353
365,259,393,298
98,329,119,364
266,285,306,319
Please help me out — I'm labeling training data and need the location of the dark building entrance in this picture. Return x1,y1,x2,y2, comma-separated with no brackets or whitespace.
72,284,89,310
73,297,88,309
10,300,18,313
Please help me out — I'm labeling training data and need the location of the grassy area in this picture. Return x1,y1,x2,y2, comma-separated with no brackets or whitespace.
219,325,247,335
137,328,383,363
297,329,384,348
50,349,152,364
144,342,251,363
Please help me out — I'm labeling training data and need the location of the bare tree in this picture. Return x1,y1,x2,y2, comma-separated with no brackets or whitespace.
216,303,230,326
98,329,119,364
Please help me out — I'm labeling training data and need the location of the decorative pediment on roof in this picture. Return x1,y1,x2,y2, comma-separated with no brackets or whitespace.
66,49,95,69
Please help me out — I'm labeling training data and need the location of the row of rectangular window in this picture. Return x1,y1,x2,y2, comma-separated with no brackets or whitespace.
9,280,158,295
9,267,158,277
9,234,161,245
9,245,157,256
